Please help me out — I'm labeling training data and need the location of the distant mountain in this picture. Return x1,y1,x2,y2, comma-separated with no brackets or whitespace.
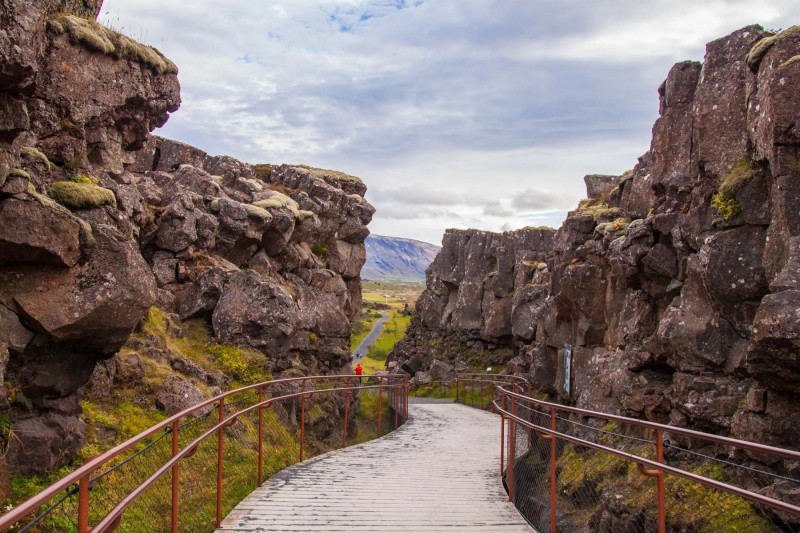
362,235,441,282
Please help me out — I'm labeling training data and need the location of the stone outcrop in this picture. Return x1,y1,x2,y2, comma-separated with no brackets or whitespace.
392,25,800,453
0,0,372,476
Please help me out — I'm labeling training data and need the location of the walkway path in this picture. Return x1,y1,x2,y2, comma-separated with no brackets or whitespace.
217,400,533,532
352,312,389,361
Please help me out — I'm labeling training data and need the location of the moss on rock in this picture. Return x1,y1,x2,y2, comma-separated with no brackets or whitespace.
47,180,116,209
50,14,178,74
718,160,753,197
746,26,800,72
20,147,53,172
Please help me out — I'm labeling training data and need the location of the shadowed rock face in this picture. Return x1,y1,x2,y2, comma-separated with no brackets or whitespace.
391,25,800,453
0,0,373,475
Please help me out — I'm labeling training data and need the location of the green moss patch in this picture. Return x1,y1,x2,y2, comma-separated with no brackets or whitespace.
50,14,178,74
8,168,30,179
291,165,363,185
719,160,753,196
47,180,116,209
20,147,53,172
779,54,800,69
747,26,800,71
553,443,771,531
576,199,623,221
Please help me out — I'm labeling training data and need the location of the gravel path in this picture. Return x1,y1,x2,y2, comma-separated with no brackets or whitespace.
352,312,389,361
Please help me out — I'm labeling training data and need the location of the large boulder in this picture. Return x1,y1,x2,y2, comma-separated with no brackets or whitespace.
8,226,156,353
6,413,86,475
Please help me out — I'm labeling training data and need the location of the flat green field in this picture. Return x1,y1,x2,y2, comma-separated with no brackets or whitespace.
353,281,422,374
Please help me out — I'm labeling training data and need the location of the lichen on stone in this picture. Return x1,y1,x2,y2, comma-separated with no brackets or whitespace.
20,147,54,171
243,203,272,221
296,209,316,221
746,26,800,72
8,168,31,179
291,164,363,185
46,180,117,209
576,198,623,221
253,192,300,214
779,54,800,69
50,14,178,74
718,160,753,197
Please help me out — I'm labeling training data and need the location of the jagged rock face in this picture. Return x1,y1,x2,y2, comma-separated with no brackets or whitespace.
392,25,800,453
391,227,554,375
0,0,373,475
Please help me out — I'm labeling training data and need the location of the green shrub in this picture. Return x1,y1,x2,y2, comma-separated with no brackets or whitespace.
47,181,116,209
711,193,741,220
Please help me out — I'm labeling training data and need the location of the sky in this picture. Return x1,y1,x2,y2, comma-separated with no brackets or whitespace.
99,1,797,245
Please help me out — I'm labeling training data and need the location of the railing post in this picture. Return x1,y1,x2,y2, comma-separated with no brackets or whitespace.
500,392,506,478
471,379,475,408
636,429,666,533
257,387,264,486
216,397,225,528
656,429,666,533
377,377,383,438
343,388,350,448
394,384,399,429
549,406,557,533
455,377,459,403
404,377,409,421
77,470,91,533
171,419,180,533
300,379,306,462
508,395,516,503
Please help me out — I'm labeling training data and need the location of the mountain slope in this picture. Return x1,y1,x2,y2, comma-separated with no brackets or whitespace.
362,235,441,282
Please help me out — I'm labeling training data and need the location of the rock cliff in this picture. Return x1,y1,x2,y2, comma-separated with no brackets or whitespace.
0,0,372,476
391,25,800,451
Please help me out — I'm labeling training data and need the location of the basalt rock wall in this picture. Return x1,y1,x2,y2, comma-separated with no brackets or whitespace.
0,0,372,475
391,25,800,450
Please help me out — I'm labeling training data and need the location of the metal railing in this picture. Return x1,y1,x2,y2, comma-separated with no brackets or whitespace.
494,386,800,532
0,374,408,532
409,372,529,408
454,374,529,408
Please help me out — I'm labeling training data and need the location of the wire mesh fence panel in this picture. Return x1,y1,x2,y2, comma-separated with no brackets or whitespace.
12,487,79,533
492,389,800,533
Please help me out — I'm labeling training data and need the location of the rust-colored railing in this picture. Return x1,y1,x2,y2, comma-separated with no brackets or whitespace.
411,372,529,407
494,386,800,532
453,373,529,407
0,374,408,533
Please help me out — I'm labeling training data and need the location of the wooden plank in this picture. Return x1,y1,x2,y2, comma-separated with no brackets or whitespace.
216,402,533,532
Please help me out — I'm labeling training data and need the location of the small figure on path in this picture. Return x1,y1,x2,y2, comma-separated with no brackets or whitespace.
354,363,363,383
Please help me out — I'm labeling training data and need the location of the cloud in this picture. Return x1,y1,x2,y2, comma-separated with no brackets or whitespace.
511,188,575,211
99,0,797,244
483,201,514,217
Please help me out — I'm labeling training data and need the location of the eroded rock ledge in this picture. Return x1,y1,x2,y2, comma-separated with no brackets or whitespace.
391,25,800,452
0,1,373,476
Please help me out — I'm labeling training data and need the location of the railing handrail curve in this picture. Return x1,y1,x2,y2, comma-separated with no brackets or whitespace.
497,385,800,461
0,373,405,531
493,397,800,518
91,381,405,533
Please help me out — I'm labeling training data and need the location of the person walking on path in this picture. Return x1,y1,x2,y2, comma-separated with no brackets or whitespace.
354,363,363,384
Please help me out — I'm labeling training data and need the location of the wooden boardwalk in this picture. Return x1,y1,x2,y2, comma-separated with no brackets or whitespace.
217,399,533,532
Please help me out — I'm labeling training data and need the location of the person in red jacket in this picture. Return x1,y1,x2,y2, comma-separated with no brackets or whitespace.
354,363,363,384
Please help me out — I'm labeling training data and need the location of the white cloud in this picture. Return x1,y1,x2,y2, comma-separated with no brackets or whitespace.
98,0,797,244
